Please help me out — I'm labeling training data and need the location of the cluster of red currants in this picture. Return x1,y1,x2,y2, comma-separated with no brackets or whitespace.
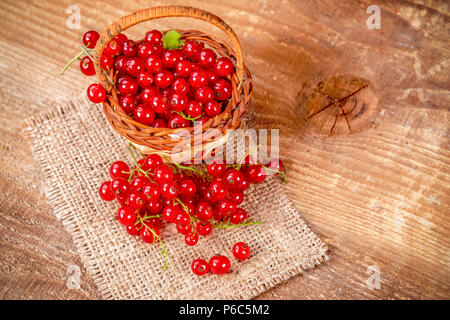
65,29,236,129
192,242,250,276
98,145,285,273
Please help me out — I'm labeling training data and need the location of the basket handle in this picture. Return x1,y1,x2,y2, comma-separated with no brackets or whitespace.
93,6,245,91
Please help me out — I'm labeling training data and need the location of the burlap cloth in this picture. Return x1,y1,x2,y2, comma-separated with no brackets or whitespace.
25,97,329,299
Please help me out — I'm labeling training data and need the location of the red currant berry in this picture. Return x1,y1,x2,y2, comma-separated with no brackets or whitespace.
140,226,159,243
154,70,174,88
196,220,212,236
175,60,192,78
152,118,168,128
208,181,228,202
117,193,129,206
237,176,250,191
113,33,127,44
137,71,154,88
141,183,161,201
110,161,130,179
117,206,136,226
117,77,138,95
126,57,145,77
135,158,149,172
106,39,122,56
232,242,250,260
205,100,221,117
162,205,179,223
122,39,137,57
230,207,247,224
189,70,208,88
167,93,188,112
176,223,192,235
206,69,218,84
138,43,158,58
179,178,197,198
185,101,203,118
100,52,114,71
168,114,190,128
87,83,107,103
140,86,160,104
207,162,226,177
161,109,174,120
212,78,232,100
131,176,150,193
145,30,163,45
191,259,209,276
99,181,115,201
175,212,190,227
145,55,163,73
79,56,95,76
185,232,199,246
144,154,164,172
214,57,234,77
209,255,231,275
126,223,142,236
162,50,184,69
172,78,190,95
119,94,138,115
160,181,179,200
153,164,174,184
110,177,131,196
133,104,155,125
217,199,237,218
198,48,216,69
224,169,244,190
116,73,128,86
196,201,214,220
114,55,129,73
246,165,267,183
182,41,201,60
228,190,244,205
152,43,164,57
128,192,146,210
146,199,163,214
82,30,100,49
194,86,214,103
150,95,169,114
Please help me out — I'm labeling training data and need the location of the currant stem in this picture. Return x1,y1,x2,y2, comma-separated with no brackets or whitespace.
175,198,198,232
262,165,288,183
236,144,260,170
136,213,169,270
80,44,115,87
59,51,85,75
162,155,207,176
128,142,139,166
213,219,263,229
174,111,203,122
140,214,163,222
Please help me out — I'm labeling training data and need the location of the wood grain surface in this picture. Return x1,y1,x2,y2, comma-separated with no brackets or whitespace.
0,0,449,299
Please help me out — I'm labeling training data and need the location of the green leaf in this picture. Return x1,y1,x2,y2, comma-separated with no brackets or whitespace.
162,30,183,49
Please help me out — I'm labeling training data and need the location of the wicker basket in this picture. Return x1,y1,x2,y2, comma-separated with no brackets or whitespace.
92,6,253,160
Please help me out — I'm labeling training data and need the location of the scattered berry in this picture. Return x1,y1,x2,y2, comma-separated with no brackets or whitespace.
232,242,250,260
191,259,209,275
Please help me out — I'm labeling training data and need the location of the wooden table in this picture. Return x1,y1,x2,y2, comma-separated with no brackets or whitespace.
0,0,448,299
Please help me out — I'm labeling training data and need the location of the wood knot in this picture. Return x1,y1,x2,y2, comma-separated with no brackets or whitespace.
298,75,381,136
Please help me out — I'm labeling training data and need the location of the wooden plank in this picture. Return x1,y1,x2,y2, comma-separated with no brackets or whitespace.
0,0,448,299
